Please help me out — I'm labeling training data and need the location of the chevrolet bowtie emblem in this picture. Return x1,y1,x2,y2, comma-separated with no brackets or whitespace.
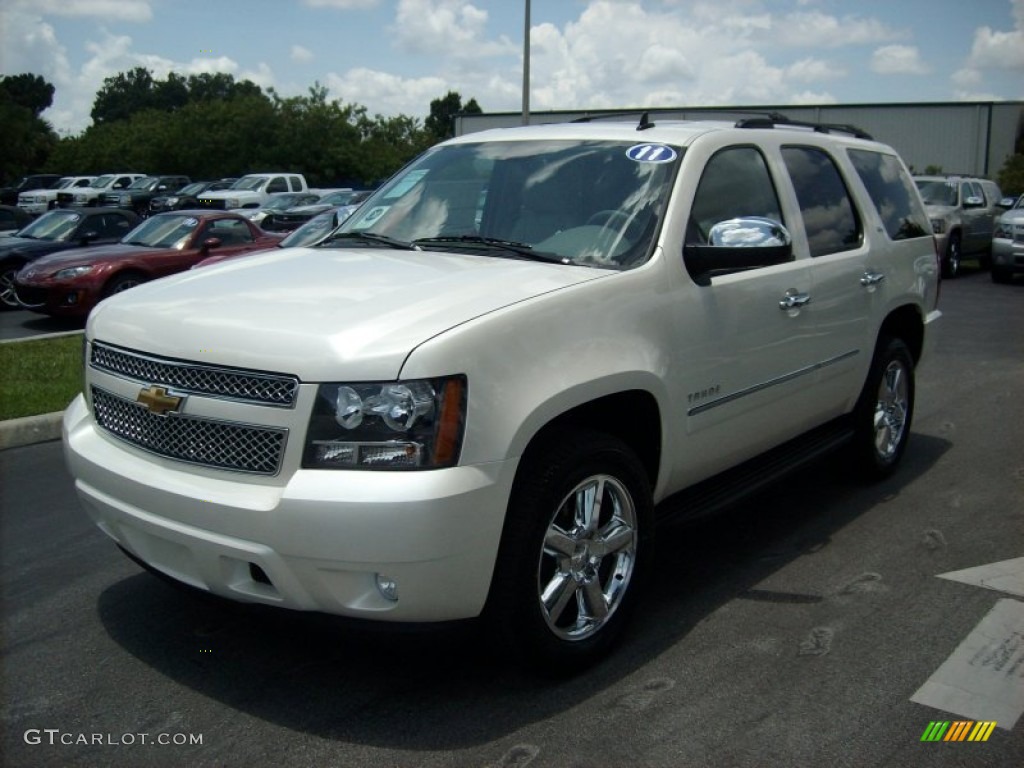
136,385,184,416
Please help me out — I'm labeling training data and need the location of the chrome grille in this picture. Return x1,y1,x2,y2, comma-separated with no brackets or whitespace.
91,387,287,475
90,342,298,407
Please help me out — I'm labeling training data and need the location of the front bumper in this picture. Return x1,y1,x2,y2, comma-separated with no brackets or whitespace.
992,238,1024,274
63,395,515,622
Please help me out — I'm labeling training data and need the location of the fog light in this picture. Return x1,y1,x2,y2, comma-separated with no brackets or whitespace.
376,574,398,601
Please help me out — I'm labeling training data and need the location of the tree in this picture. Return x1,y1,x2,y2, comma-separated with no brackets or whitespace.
425,91,482,142
997,153,1024,197
0,73,55,117
0,74,57,180
91,67,156,125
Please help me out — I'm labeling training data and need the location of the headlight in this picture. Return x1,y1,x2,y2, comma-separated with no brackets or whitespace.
303,376,466,470
74,193,88,203
118,194,131,205
226,198,240,209
54,265,94,279
993,222,1011,239
165,197,180,205
930,218,947,235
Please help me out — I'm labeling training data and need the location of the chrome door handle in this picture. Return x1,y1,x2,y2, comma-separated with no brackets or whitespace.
860,271,886,286
779,291,811,310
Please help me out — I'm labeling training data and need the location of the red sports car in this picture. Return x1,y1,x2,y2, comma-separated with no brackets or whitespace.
14,211,282,317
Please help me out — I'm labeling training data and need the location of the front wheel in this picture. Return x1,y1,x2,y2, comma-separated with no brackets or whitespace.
851,337,915,480
942,233,961,278
485,431,653,676
0,260,25,310
102,272,147,299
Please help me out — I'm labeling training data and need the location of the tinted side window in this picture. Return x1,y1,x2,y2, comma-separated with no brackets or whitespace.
782,146,862,257
847,150,929,241
267,177,288,194
686,146,783,244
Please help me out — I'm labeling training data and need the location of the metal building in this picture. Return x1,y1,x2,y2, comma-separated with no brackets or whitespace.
454,101,1024,179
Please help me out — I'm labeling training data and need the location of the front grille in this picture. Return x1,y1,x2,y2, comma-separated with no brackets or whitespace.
92,387,287,475
90,342,299,407
196,198,226,210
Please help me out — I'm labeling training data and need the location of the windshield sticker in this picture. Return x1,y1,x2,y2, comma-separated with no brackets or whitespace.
383,169,428,200
626,144,678,163
353,206,388,229
183,217,199,227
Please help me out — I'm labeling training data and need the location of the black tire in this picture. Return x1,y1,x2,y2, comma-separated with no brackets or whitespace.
851,337,915,480
484,431,654,676
942,233,961,279
102,272,147,299
991,267,1012,284
0,259,25,310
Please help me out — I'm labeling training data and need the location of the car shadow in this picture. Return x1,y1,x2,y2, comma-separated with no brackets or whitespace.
96,433,951,750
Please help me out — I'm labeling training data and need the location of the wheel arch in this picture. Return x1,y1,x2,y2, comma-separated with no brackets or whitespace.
516,389,662,492
878,304,924,364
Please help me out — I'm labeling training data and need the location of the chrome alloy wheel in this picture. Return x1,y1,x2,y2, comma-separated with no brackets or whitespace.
537,474,638,642
873,359,909,461
0,267,19,308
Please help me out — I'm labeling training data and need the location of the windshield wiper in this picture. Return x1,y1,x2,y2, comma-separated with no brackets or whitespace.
324,232,419,250
413,235,568,264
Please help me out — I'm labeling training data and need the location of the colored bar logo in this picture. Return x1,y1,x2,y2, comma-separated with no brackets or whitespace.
920,721,997,742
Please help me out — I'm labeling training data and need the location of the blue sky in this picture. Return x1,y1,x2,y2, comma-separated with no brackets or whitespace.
2,0,1022,137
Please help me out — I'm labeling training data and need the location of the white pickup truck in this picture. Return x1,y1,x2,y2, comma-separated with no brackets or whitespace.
56,173,146,208
196,173,309,210
65,115,940,674
18,176,97,215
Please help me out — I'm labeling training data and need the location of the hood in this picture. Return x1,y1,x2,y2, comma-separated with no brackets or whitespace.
22,243,151,274
87,247,612,381
0,237,80,260
922,203,957,219
284,203,331,215
998,208,1024,225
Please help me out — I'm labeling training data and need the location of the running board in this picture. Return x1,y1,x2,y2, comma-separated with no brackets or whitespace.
656,418,856,525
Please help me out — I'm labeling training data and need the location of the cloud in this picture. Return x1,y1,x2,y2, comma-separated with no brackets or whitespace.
15,0,152,22
771,11,905,48
965,26,1024,70
786,58,847,82
302,0,379,8
870,45,930,75
291,45,314,62
392,0,513,57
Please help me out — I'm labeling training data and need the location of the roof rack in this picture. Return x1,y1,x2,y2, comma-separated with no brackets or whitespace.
570,111,657,131
735,113,873,140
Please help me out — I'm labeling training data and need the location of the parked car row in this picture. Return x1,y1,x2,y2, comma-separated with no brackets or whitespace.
913,174,1007,278
992,193,1024,283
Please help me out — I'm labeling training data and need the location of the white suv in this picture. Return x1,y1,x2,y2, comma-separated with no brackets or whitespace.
64,115,941,673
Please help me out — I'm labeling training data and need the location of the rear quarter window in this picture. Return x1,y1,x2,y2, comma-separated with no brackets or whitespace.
847,149,930,241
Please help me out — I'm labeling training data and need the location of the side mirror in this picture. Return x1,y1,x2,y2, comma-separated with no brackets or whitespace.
684,217,794,286
79,230,99,245
963,196,984,208
201,237,222,252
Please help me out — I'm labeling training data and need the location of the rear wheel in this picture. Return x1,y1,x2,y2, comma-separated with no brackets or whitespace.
851,337,915,480
485,431,653,676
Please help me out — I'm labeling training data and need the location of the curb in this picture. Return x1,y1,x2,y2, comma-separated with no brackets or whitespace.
0,329,84,344
0,411,63,451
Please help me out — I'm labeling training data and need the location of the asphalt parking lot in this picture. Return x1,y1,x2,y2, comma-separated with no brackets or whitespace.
1,268,1021,767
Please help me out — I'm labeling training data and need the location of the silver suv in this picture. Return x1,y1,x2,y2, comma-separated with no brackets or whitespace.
65,114,941,673
914,174,1004,277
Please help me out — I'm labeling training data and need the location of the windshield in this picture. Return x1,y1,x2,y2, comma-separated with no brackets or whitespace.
176,182,207,197
915,180,959,206
232,176,268,191
318,190,355,206
122,214,201,249
264,193,312,211
127,177,159,190
91,175,115,189
16,210,85,241
334,139,680,269
280,209,345,247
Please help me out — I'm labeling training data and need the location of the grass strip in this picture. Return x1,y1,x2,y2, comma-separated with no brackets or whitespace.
0,335,84,421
